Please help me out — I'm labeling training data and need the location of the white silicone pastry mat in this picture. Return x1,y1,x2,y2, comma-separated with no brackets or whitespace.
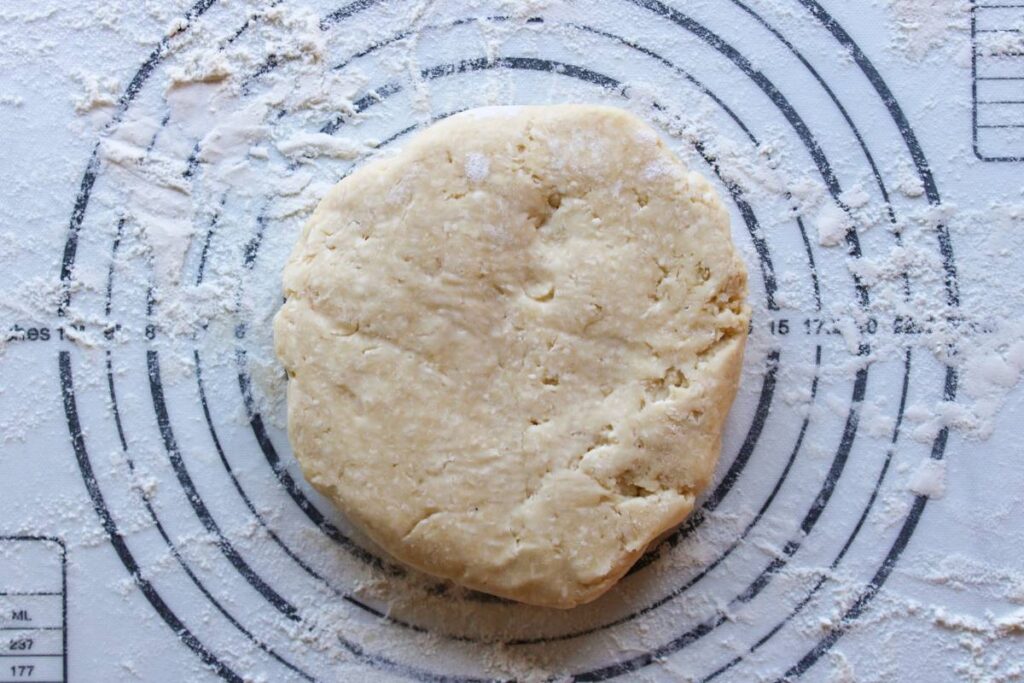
1,1,1023,681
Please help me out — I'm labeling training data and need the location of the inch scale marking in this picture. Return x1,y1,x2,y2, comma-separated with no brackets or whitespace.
0,539,66,683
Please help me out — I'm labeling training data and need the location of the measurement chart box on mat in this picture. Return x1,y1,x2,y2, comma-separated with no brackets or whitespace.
0,538,66,683
973,2,1024,161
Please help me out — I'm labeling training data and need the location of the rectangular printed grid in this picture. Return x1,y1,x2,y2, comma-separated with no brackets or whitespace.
973,2,1024,160
0,539,65,683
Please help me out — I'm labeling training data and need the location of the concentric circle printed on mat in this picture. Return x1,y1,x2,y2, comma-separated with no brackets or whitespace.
57,1,958,680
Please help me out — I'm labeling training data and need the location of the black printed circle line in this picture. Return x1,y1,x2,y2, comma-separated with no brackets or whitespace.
54,2,950,679
146,348,304,619
777,368,958,680
228,59,784,587
117,137,421,660
628,0,869,300
130,18,785,643
145,26,559,664
633,1,954,676
56,2,272,679
58,3,511,681
236,56,866,653
83,42,847,683
725,0,915,304
728,0,900,218
700,346,911,682
563,0,960,677
203,49,851,683
77,15,798,638
311,12,905,630
61,353,245,683
234,60,785,582
58,0,219,318
663,0,959,676
101,220,316,680
778,0,961,674
65,8,492,678
214,4,879,654
73,4,487,678
244,50,784,558
312,8,924,593
570,0,938,671
164,12,830,616
122,355,314,679
215,102,804,641
195,105,808,641
672,4,932,676
799,0,958,302
295,11,910,675
202,41,805,646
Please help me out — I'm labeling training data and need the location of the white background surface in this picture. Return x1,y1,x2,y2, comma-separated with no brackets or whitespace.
1,1,1023,681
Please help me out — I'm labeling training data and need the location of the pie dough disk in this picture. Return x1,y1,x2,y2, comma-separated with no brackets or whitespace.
274,105,750,608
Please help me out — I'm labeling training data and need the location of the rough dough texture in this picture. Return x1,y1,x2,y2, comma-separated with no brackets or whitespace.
274,105,749,608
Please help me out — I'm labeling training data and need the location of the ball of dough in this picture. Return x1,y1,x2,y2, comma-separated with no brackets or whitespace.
274,105,749,608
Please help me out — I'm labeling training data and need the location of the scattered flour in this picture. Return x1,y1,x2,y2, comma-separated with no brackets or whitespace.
882,0,972,64
0,0,1022,680
826,650,857,683
464,152,490,183
72,70,120,112
276,131,371,160
815,203,852,247
907,457,947,498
